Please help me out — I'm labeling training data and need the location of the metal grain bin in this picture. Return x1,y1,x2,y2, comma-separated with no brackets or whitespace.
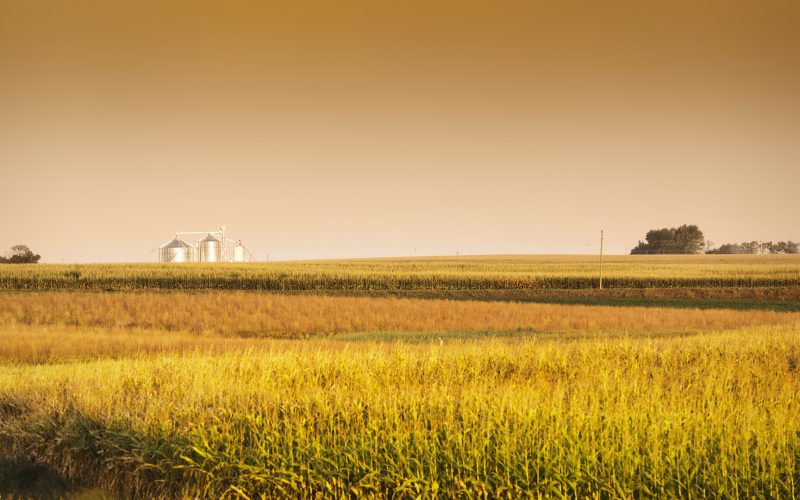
159,238,194,263
233,241,246,262
199,234,222,262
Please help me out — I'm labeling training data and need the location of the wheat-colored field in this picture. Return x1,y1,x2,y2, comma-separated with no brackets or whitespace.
1,291,798,340
1,254,798,290
2,257,800,497
1,325,799,497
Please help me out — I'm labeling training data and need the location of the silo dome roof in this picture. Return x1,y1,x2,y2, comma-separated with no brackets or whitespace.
201,234,220,243
161,238,192,249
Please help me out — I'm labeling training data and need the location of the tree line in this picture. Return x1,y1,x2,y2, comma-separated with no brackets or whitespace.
706,241,798,254
630,225,798,254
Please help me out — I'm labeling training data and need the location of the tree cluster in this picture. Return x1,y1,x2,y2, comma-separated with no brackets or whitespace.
630,225,705,254
0,245,41,264
706,241,798,254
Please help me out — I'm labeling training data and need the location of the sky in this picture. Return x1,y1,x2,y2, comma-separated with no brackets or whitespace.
1,0,798,262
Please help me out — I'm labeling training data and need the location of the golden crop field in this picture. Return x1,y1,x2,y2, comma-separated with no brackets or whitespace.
1,254,799,291
1,257,800,497
2,326,799,497
2,292,799,340
1,292,799,365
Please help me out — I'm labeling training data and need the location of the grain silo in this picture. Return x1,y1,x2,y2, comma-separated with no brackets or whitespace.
233,241,246,262
198,233,222,262
157,225,253,263
159,237,194,263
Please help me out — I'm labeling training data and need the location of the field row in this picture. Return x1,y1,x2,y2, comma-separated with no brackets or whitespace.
2,292,798,342
2,326,798,497
1,255,799,290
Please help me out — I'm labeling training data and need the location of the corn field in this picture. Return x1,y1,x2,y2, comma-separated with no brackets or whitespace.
1,326,799,497
1,254,799,291
1,256,799,497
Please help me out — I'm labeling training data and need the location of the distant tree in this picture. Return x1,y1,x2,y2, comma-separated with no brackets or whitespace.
706,240,798,254
768,241,799,254
674,225,706,254
741,241,761,254
706,243,750,254
0,245,41,264
631,225,705,254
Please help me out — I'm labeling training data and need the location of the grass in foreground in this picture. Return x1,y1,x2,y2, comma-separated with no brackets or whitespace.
2,324,799,497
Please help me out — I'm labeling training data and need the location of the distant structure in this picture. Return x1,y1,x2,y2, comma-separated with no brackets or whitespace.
198,233,223,262
158,225,253,263
159,238,194,263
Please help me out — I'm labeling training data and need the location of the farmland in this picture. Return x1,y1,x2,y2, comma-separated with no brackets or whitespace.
1,254,799,291
1,255,799,497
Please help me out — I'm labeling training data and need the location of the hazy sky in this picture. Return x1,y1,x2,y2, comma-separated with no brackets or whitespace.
1,0,798,262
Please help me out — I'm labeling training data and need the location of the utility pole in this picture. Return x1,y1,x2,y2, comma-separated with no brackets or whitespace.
599,230,604,290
